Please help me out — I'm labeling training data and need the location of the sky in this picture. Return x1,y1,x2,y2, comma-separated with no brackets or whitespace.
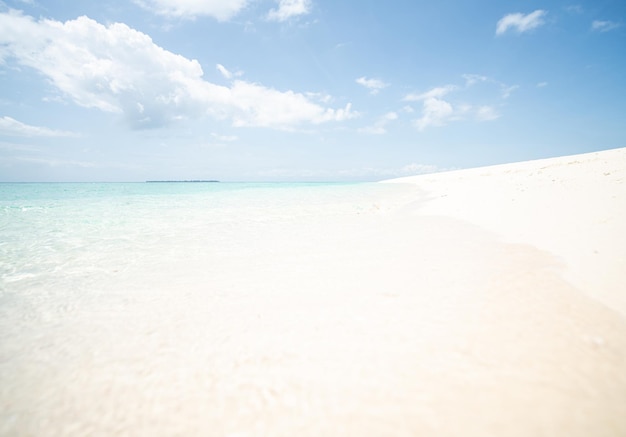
0,0,624,182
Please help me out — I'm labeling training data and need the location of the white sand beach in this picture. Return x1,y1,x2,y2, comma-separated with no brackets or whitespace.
384,146,626,315
1,148,626,436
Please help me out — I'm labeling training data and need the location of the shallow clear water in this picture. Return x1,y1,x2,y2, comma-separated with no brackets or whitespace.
0,182,416,296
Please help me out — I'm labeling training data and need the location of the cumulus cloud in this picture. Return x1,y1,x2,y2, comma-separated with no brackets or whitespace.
222,80,355,127
496,10,547,35
0,116,79,137
403,86,455,130
0,10,355,130
134,0,248,21
403,77,505,130
414,98,454,131
355,77,389,95
267,0,311,22
591,20,621,32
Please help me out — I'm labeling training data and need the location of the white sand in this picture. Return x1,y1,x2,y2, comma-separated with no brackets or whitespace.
2,148,626,436
384,147,626,315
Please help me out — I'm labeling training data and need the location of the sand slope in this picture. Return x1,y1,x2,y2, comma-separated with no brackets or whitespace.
385,147,626,315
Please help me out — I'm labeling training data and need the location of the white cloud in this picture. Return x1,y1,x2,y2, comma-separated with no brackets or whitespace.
404,78,506,131
403,85,456,101
359,112,397,135
591,20,621,32
537,81,548,88
404,85,457,130
355,77,389,95
463,74,488,87
496,10,547,35
0,116,79,137
228,81,354,127
216,64,243,79
267,0,312,22
462,74,518,99
501,84,519,98
0,11,355,130
305,92,332,104
415,98,454,131
216,63,232,79
135,0,248,21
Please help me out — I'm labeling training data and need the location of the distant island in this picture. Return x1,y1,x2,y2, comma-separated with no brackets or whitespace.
146,180,220,183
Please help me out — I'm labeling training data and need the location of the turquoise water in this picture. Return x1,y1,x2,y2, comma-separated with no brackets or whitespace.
0,182,416,296
1,181,431,435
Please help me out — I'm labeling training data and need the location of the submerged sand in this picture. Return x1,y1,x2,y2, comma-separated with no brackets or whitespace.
1,148,625,436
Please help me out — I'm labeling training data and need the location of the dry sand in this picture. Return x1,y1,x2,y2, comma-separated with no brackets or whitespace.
2,148,626,436
385,146,626,315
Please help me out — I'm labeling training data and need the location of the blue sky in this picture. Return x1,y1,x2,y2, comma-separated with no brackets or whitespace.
0,0,624,182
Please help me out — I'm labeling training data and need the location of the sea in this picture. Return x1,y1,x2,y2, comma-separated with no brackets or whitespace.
0,181,425,436
0,181,418,305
